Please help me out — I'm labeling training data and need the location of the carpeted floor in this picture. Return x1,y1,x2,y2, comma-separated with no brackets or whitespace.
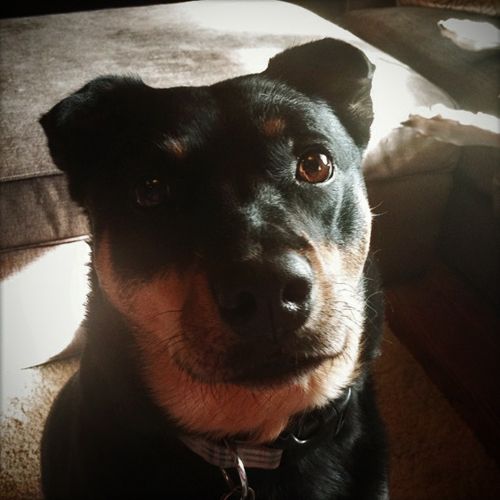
375,329,500,499
1,325,499,499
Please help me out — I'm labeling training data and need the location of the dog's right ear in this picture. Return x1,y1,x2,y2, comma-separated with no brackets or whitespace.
264,38,375,149
40,75,148,204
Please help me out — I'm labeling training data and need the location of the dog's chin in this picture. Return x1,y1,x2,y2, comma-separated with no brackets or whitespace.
144,323,360,443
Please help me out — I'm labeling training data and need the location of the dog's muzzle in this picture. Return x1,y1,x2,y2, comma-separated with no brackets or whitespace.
211,251,314,340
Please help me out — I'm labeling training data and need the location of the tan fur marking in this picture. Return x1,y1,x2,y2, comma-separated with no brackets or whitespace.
94,195,372,443
163,137,187,159
94,236,188,338
295,192,373,406
341,190,372,278
261,117,286,137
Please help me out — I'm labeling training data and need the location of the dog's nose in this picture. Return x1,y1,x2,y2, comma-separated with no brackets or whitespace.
214,252,314,340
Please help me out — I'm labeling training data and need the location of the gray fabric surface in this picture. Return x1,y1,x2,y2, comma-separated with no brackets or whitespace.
340,7,500,114
440,172,500,305
369,170,454,280
458,146,500,206
0,1,458,283
0,1,330,252
340,5,500,293
0,175,88,252
0,5,304,182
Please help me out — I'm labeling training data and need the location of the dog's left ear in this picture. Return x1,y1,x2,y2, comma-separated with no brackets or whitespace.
40,76,151,205
264,38,375,148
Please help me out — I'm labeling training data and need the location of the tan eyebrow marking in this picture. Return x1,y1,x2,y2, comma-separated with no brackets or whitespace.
163,137,187,159
261,117,286,137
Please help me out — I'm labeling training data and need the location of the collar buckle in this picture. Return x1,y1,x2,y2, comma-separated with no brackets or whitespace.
273,387,352,451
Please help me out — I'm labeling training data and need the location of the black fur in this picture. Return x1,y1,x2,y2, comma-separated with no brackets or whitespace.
40,39,388,499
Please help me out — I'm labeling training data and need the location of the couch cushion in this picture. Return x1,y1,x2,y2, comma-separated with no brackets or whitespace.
0,0,458,281
440,173,500,306
340,7,500,114
0,175,88,253
398,0,500,16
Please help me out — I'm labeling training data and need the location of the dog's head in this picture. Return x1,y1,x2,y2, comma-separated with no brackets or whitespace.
41,39,375,442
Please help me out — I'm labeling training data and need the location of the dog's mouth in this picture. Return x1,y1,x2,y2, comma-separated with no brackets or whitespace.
165,265,352,388
223,331,347,386
122,260,364,442
226,350,334,386
174,345,335,388
173,324,345,388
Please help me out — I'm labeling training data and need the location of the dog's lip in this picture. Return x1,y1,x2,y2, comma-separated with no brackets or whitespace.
226,351,334,386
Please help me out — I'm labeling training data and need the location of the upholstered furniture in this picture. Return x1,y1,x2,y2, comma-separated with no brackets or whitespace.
340,2,500,304
0,0,459,284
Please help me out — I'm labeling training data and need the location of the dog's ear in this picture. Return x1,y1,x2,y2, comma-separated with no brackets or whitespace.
264,38,375,148
40,75,148,204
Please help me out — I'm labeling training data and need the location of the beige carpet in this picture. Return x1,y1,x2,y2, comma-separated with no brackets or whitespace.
1,360,78,499
1,326,499,499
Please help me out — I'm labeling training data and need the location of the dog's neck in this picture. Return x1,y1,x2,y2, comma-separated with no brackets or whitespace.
180,386,352,470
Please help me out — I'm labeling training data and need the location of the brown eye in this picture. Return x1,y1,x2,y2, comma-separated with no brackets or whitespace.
135,178,169,207
296,150,334,184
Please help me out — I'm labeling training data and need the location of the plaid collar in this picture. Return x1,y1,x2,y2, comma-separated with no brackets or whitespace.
180,387,352,471
180,435,283,470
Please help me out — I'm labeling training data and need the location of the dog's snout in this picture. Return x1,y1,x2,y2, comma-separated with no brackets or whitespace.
214,252,314,340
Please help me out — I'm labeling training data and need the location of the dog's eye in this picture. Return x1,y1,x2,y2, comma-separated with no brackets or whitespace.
135,178,169,207
296,150,334,184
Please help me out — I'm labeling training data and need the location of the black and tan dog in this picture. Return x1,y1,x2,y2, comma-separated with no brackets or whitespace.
40,39,388,499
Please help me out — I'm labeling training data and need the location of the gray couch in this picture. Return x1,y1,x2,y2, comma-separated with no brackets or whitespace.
0,0,461,287
339,3,500,305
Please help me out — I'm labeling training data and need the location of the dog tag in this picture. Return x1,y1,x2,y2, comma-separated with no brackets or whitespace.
220,441,256,499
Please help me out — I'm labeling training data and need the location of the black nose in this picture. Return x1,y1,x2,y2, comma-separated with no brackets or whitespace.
213,252,314,340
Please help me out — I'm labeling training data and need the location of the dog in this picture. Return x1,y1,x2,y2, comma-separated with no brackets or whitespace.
40,38,388,499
